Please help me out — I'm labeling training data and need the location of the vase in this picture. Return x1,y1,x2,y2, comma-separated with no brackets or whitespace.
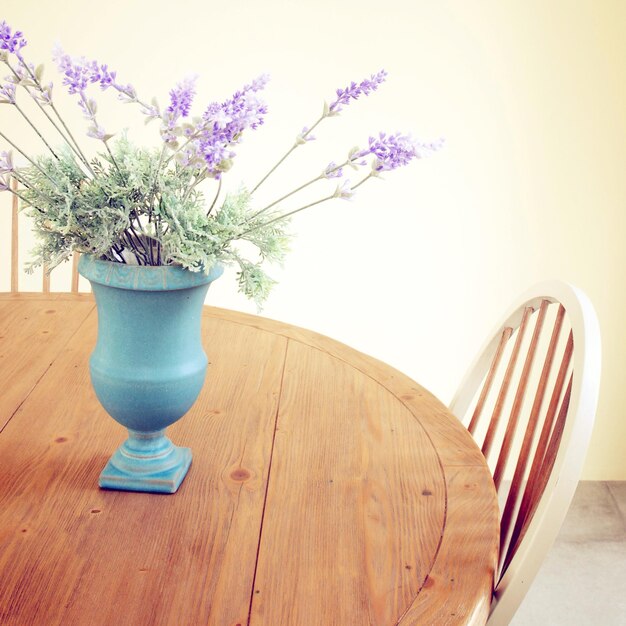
78,255,223,494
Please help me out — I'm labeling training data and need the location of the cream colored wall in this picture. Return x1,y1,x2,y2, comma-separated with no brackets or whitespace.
1,0,624,479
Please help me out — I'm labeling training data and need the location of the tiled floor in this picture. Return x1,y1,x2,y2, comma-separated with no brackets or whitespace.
511,482,626,625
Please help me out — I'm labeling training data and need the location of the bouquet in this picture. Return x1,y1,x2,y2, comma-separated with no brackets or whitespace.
0,20,442,305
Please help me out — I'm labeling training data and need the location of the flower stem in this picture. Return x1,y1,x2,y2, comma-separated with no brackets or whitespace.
103,140,124,179
246,174,323,223
250,114,325,195
50,101,95,174
207,177,222,216
5,182,44,213
147,144,167,218
0,130,60,186
10,170,58,203
240,192,335,238
182,168,207,205
16,57,94,175
245,157,348,224
351,171,374,190
3,60,93,175
13,102,60,160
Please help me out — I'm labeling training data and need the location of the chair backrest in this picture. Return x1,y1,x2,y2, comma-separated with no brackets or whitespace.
449,281,601,626
8,177,81,293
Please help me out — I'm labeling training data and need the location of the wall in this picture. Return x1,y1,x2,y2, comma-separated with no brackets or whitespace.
1,0,624,478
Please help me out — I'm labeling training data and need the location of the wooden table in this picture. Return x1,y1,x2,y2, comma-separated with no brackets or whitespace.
0,294,499,626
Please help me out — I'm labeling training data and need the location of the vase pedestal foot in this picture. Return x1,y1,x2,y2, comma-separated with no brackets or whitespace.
99,429,192,494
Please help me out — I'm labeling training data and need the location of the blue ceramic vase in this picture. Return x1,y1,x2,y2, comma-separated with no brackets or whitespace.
78,255,223,494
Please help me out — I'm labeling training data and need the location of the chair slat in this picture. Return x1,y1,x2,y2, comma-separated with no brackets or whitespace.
502,373,573,577
11,177,19,293
481,307,533,459
42,263,51,293
71,252,80,293
517,373,574,542
498,304,565,560
468,326,513,435
7,178,83,294
493,301,549,490
503,330,574,573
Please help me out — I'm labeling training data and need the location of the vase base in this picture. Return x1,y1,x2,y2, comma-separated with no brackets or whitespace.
99,433,192,494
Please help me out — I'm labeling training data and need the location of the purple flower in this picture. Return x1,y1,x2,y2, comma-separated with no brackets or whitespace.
197,139,234,177
181,75,269,176
328,70,387,114
77,96,92,116
296,126,316,145
333,179,354,200
87,124,107,140
53,48,94,94
244,74,270,93
0,150,14,174
140,101,160,120
7,61,35,83
323,162,343,179
167,77,196,119
97,64,117,89
33,81,53,106
0,21,27,54
364,132,443,172
0,81,16,104
53,46,134,99
0,176,9,192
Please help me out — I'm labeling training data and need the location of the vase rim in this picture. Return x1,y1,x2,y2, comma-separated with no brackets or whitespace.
78,254,224,292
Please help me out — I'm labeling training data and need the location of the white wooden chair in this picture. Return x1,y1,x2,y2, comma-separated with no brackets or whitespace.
7,177,81,293
450,281,601,625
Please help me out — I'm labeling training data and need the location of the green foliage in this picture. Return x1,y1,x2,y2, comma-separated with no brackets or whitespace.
20,138,291,305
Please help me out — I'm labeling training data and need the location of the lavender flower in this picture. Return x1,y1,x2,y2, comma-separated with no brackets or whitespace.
53,49,95,95
0,150,14,174
167,77,196,119
328,70,387,115
5,61,35,84
333,179,354,200
33,81,53,106
0,80,16,104
0,21,27,54
0,151,14,196
53,46,135,100
140,101,160,121
86,124,107,141
362,132,443,172
296,126,316,145
178,75,269,177
323,161,343,179
160,77,197,141
244,74,270,93
96,64,117,89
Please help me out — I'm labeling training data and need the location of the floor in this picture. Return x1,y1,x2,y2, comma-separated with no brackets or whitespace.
511,481,626,625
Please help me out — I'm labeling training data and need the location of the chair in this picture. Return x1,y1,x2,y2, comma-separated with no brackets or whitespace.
449,281,601,625
7,177,81,293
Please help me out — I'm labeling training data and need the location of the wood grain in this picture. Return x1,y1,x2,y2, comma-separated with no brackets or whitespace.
0,297,498,626
0,302,287,626
203,306,487,470
398,466,499,625
0,298,95,431
250,339,446,625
